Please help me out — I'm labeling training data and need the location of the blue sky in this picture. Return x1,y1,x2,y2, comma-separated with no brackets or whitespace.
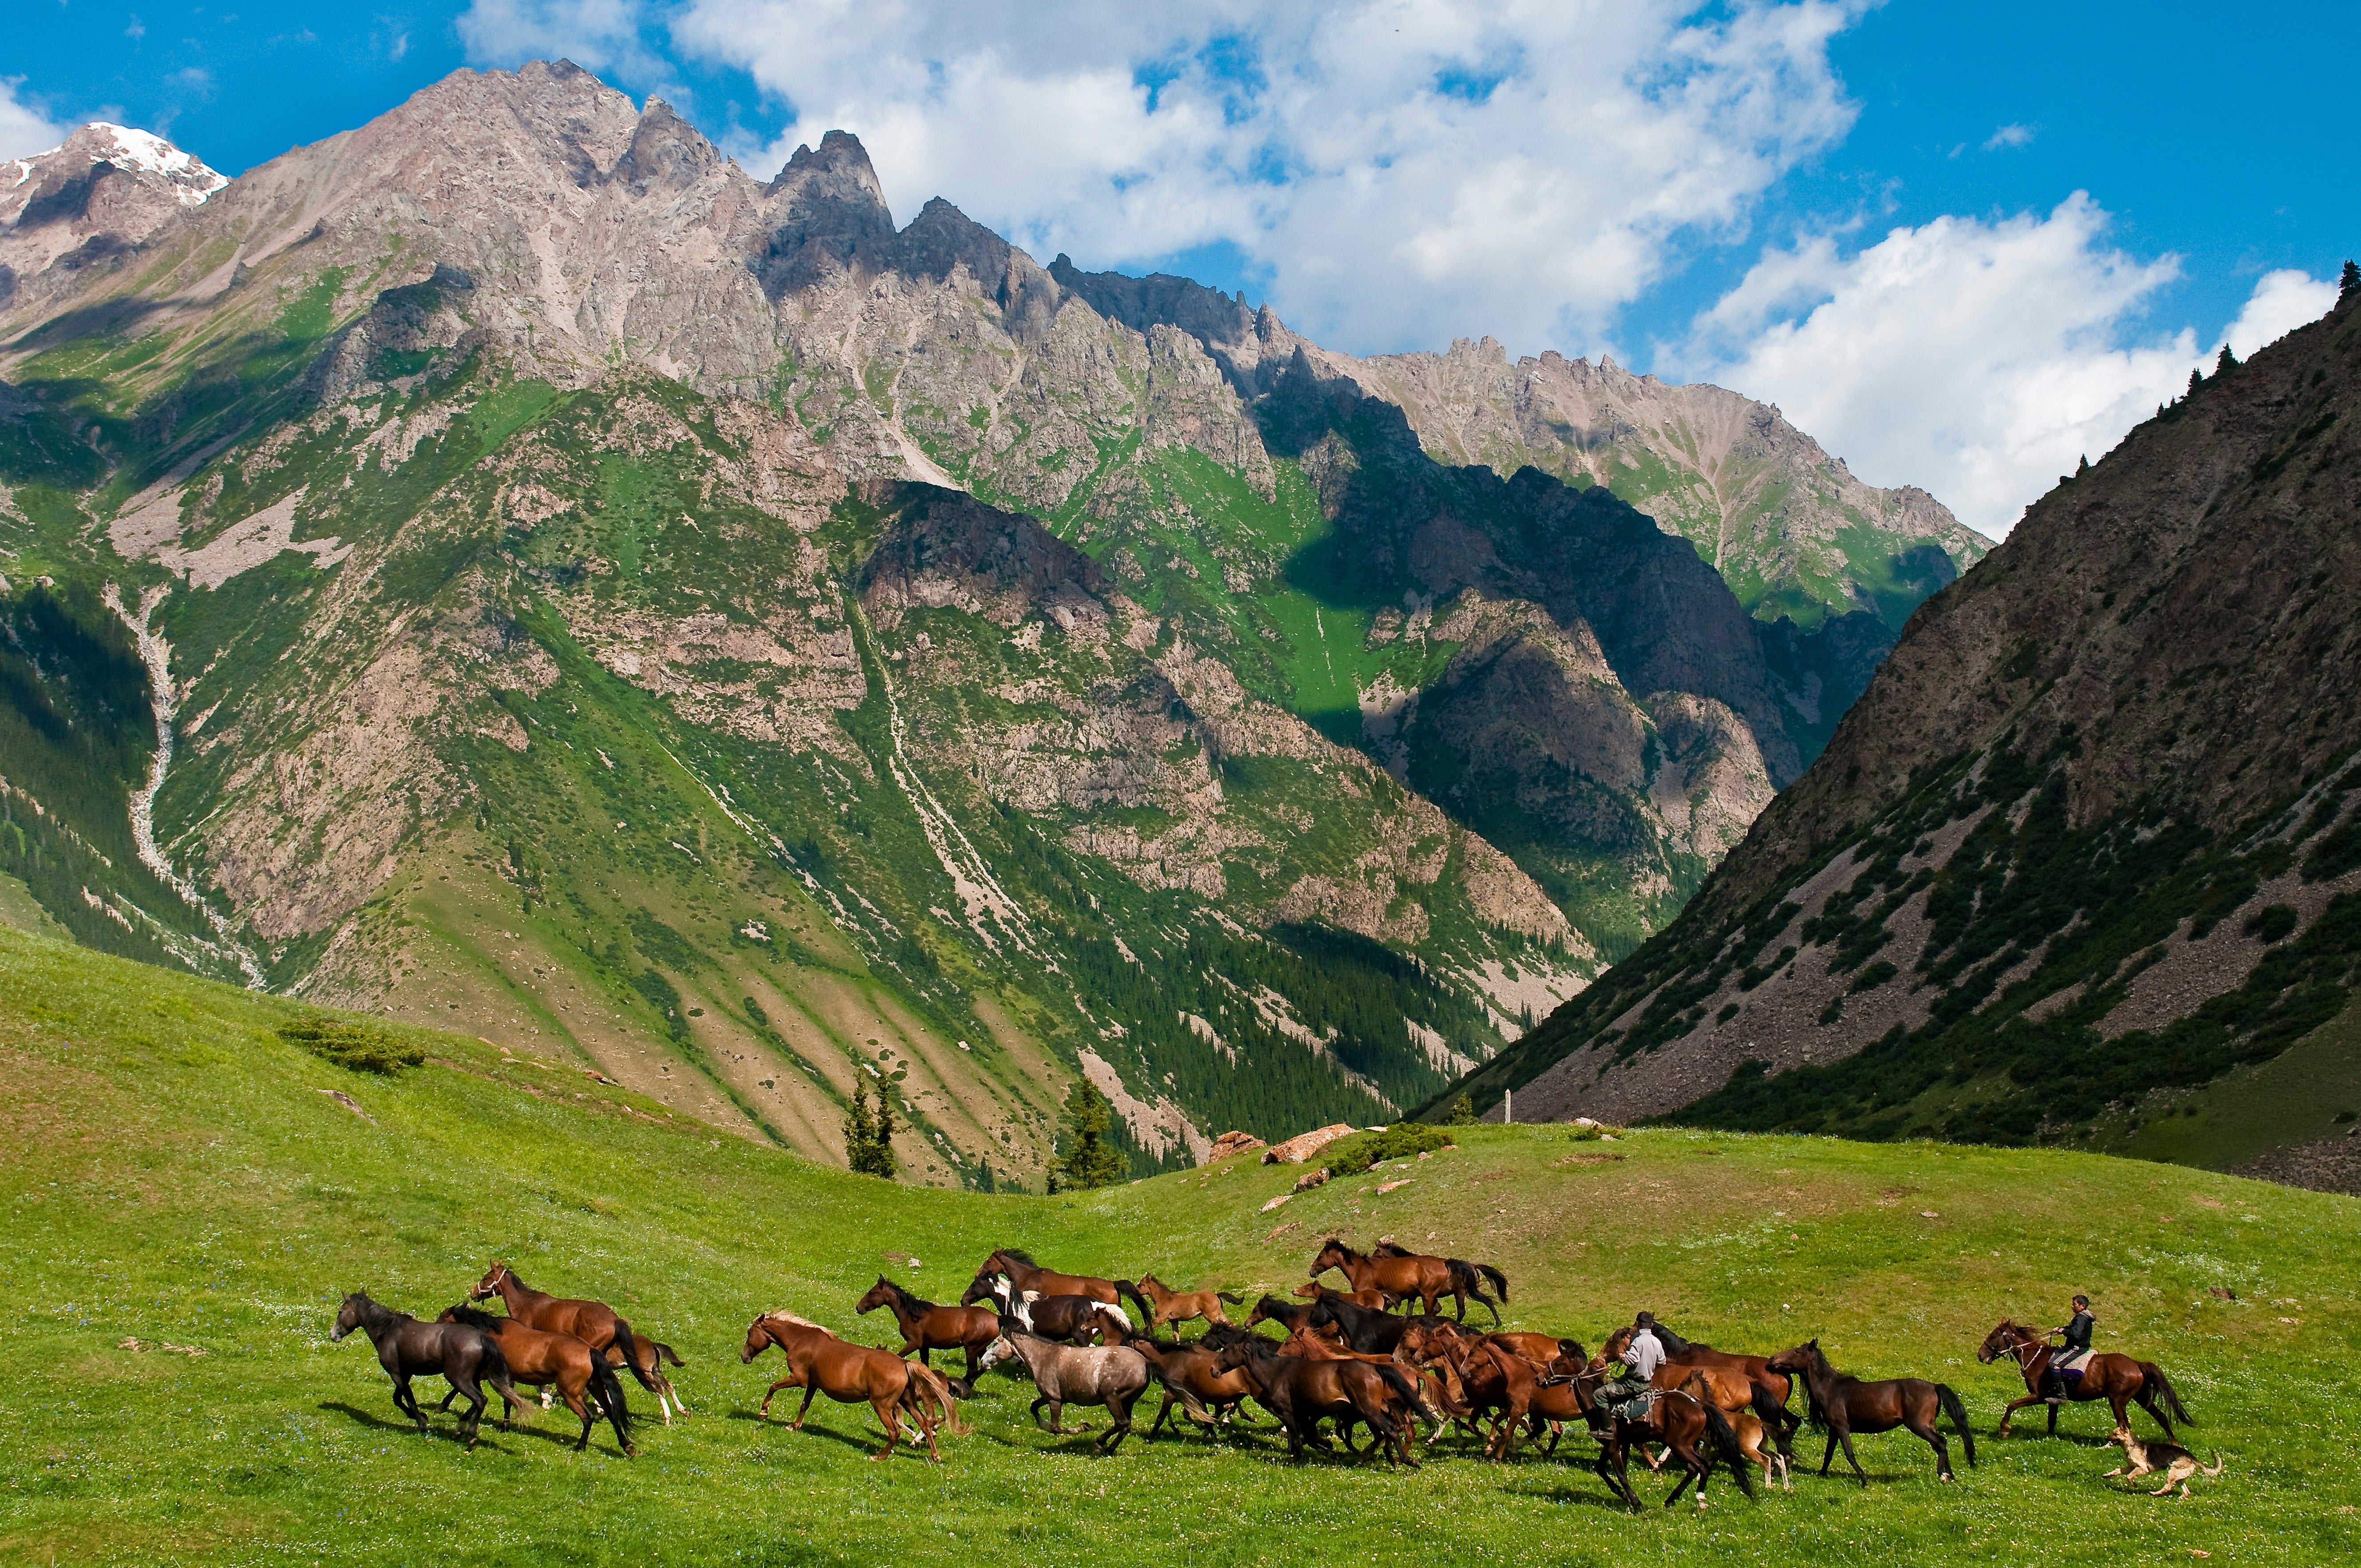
5,1,2353,534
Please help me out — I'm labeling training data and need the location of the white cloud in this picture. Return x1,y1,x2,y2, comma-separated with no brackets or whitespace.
1677,196,2337,538
458,0,667,83
0,76,69,160
1982,122,2033,151
459,0,1866,354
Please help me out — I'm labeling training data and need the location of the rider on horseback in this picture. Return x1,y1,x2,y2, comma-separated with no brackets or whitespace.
1597,1313,1667,1419
2042,1295,2095,1402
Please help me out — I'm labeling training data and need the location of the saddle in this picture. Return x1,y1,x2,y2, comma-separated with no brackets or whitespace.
2056,1350,2094,1380
1597,1380,1661,1423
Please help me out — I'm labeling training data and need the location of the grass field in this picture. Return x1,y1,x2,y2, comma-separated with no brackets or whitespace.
4,923,2358,1566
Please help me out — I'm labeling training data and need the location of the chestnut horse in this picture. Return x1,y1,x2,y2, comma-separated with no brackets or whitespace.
1136,1273,1246,1332
1767,1340,1975,1484
472,1262,685,1424
856,1277,999,1396
964,1248,1151,1324
1976,1319,2191,1440
1213,1337,1428,1466
436,1304,635,1454
1294,1281,1395,1311
739,1310,962,1461
1310,1238,1507,1324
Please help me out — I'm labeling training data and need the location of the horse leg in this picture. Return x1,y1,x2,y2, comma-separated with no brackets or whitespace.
759,1377,797,1417
1103,1392,1133,1454
391,1373,426,1433
450,1370,486,1448
1997,1391,2040,1437
869,1395,899,1462
1819,1427,1839,1477
564,1381,595,1451
1907,1414,1954,1480
788,1384,820,1431
2134,1384,2176,1442
1837,1429,1870,1486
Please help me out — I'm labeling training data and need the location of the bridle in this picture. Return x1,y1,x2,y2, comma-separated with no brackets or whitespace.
1980,1322,2046,1372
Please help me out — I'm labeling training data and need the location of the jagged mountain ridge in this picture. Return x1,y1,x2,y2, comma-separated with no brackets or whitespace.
0,62,1970,1181
1433,287,2361,1188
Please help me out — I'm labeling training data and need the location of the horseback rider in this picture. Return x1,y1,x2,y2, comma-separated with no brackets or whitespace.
1596,1313,1667,1419
2042,1294,2095,1401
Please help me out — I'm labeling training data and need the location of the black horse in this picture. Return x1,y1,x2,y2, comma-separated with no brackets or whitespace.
332,1291,515,1448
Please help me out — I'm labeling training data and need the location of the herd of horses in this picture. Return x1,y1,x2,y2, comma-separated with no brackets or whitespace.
333,1239,2196,1511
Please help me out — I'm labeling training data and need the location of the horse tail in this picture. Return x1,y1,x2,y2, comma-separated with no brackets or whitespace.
592,1353,633,1436
909,1362,969,1436
1699,1397,1754,1497
612,1317,662,1394
1115,1279,1153,1323
654,1340,685,1368
1935,1384,1977,1468
2142,1363,2192,1427
1373,1359,1433,1425
1218,1290,1246,1305
1476,1263,1510,1304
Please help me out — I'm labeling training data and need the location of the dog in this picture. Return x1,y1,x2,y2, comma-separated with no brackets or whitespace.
2103,1424,2226,1497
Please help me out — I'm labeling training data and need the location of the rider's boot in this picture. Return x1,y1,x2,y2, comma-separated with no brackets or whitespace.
2039,1370,2064,1404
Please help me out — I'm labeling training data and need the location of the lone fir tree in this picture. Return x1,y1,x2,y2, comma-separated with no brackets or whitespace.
845,1077,896,1178
2342,259,2360,302
1048,1079,1127,1191
1448,1093,1479,1126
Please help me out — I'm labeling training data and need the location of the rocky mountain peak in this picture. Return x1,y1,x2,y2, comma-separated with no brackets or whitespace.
1,122,229,291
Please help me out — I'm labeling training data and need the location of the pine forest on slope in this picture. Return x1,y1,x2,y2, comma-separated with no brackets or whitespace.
0,62,1980,1184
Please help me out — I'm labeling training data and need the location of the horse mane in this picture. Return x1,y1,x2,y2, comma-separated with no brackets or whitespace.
884,1277,938,1313
1371,1241,1413,1257
995,1247,1038,1266
762,1310,830,1334
441,1302,502,1331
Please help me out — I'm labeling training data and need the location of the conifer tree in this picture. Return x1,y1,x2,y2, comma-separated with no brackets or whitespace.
1050,1079,1127,1190
2342,259,2360,302
2188,367,2205,397
1448,1093,1479,1126
845,1078,896,1177
2216,343,2238,374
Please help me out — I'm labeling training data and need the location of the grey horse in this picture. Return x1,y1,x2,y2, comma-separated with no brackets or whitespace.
979,1322,1155,1452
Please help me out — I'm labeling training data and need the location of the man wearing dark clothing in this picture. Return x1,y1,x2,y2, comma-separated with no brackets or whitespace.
2043,1294,2095,1401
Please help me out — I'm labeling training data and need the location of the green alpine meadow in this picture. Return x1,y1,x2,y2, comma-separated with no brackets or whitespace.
7,925,2358,1565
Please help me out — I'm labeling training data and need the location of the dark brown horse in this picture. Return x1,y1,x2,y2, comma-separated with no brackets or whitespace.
1592,1374,1761,1509
1214,1337,1428,1466
962,1249,1151,1323
1976,1319,2191,1440
856,1277,1000,1396
437,1304,634,1454
1097,1320,1254,1435
332,1292,514,1449
1310,1238,1507,1324
1767,1340,1975,1484
471,1261,686,1424
1243,1294,1314,1334
740,1310,963,1461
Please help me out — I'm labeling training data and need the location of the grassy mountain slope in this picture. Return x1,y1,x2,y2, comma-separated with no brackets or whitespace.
4,924,2359,1565
1434,285,2361,1183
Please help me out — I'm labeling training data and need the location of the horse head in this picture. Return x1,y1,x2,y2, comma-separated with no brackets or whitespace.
855,1277,897,1316
739,1315,776,1363
1600,1324,1632,1362
1975,1319,2030,1364
1765,1340,1821,1377
330,1291,369,1341
470,1262,510,1302
1308,1238,1351,1278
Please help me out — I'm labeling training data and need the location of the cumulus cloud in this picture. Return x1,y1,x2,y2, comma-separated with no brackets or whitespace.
1676,196,2337,538
0,76,69,160
1982,122,2034,151
459,0,1865,354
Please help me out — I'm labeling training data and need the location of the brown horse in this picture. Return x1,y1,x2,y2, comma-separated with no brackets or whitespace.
1600,1325,1797,1459
1214,1337,1428,1465
472,1262,686,1424
1096,1321,1252,1435
437,1304,635,1454
1310,1238,1507,1324
1976,1320,2192,1440
1637,1373,1790,1491
1293,1281,1395,1311
856,1277,1000,1396
963,1249,1151,1323
1767,1340,1975,1484
739,1310,962,1461
1136,1274,1246,1332
1585,1370,1757,1511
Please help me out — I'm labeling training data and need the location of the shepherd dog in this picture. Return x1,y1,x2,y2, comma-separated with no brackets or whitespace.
2103,1424,2226,1497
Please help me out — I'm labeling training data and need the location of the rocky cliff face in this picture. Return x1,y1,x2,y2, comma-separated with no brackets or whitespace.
1437,287,2361,1188
0,64,1974,1182
1,123,228,301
